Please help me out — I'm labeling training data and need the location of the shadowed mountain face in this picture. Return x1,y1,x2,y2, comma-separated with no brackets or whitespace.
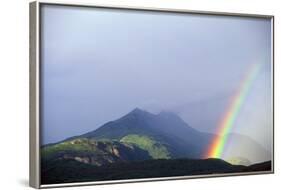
41,108,271,184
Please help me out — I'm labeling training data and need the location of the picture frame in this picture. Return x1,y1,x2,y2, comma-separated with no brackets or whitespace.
30,1,274,188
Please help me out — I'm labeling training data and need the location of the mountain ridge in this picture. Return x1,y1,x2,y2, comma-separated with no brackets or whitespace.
41,108,272,184
73,108,212,158
42,108,270,165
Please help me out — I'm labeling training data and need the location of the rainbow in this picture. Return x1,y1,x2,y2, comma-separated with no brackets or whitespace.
205,63,262,158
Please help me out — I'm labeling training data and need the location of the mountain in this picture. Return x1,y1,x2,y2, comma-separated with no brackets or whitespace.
43,108,270,165
41,108,212,167
41,108,272,184
74,108,214,158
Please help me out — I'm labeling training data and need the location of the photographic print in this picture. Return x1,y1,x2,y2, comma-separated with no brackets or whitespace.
33,2,273,187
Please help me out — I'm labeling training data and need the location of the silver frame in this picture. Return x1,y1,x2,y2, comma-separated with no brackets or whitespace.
29,1,275,188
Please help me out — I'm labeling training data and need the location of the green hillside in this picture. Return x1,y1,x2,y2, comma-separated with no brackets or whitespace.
42,138,92,159
41,138,152,166
121,134,170,159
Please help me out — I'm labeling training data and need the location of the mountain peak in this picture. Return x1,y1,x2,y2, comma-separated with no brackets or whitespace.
127,108,154,116
130,107,145,114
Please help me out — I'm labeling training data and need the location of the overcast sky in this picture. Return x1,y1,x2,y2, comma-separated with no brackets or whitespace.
41,5,272,150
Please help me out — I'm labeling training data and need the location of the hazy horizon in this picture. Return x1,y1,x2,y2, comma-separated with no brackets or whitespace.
41,3,272,156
